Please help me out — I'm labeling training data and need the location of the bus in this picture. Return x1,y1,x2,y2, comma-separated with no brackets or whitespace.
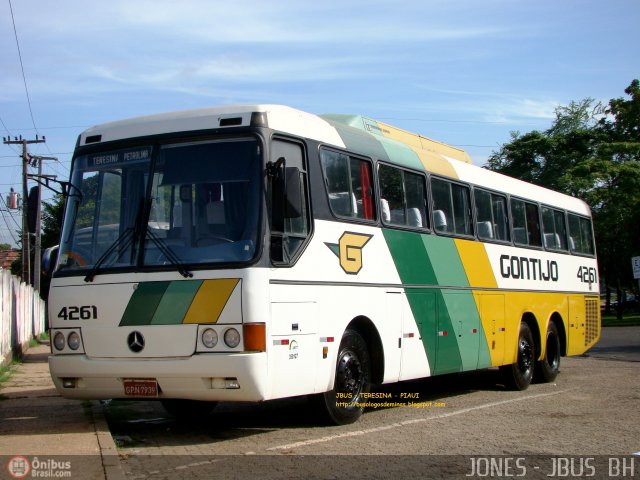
48,105,600,425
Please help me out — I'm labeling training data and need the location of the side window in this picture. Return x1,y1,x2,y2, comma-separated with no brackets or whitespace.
567,213,595,255
511,199,542,247
431,178,472,236
270,139,310,264
378,164,428,229
541,206,568,251
474,189,510,242
321,149,375,221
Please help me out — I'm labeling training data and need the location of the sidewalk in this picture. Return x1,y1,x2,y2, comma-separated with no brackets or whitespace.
0,343,124,479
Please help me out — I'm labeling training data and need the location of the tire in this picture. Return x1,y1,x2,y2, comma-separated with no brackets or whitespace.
500,322,535,391
310,329,371,425
534,322,561,383
160,399,217,419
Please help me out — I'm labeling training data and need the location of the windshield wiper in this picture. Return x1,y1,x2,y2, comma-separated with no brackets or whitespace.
84,227,135,282
84,198,146,283
145,229,193,278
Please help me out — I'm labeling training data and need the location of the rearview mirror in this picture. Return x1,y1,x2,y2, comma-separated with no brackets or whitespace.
42,245,59,276
284,167,302,218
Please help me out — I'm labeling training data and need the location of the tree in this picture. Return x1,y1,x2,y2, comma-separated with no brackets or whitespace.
41,194,65,251
486,80,640,318
38,194,65,300
0,243,11,250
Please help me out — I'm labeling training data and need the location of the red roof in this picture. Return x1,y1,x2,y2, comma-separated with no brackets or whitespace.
0,250,20,270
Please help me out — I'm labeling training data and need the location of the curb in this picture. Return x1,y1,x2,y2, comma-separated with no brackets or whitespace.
91,401,126,480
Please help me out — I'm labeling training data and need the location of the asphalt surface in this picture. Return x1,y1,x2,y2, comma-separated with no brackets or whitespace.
102,327,640,479
2,327,637,480
586,325,640,362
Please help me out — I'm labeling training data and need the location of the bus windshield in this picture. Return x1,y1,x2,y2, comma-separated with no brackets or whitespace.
58,138,262,274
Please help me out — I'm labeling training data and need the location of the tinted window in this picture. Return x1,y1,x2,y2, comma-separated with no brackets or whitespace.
379,164,428,229
431,178,472,236
511,199,542,247
541,207,568,251
568,213,595,255
321,150,375,221
474,189,510,242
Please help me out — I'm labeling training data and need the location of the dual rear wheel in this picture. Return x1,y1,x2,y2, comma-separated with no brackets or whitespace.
501,321,561,390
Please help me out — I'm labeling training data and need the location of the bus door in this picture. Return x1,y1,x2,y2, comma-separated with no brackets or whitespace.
394,291,430,381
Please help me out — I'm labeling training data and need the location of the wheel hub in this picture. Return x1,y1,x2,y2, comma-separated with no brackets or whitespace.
337,350,363,398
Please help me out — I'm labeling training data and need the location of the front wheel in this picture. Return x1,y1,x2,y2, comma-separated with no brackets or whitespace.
310,329,371,425
500,322,535,391
534,321,561,383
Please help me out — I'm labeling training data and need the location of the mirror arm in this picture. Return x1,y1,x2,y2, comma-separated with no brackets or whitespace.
266,157,285,177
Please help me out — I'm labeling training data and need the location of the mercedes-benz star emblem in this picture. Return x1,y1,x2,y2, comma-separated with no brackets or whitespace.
127,331,145,353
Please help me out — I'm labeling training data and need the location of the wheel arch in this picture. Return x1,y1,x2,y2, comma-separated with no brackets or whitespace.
521,312,542,361
549,312,567,357
346,316,385,384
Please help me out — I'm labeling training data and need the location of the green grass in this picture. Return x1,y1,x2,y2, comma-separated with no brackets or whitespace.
602,313,640,327
28,332,50,348
1,333,48,386
0,358,21,389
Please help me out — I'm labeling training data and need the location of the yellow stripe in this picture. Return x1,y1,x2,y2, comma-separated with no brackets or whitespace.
416,150,459,179
375,119,472,164
454,239,497,288
183,279,240,324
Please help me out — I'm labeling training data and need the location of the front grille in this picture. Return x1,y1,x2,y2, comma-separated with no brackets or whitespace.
585,298,599,345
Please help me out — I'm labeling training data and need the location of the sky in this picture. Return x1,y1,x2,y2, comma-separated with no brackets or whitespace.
1,0,639,247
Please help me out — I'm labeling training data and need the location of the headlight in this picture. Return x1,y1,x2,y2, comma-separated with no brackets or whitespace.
53,332,66,351
223,328,240,348
201,328,218,348
68,332,81,350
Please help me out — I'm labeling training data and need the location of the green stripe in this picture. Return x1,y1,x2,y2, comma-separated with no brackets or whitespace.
150,280,203,325
383,229,437,285
379,139,424,171
385,229,493,375
422,236,469,287
120,281,170,326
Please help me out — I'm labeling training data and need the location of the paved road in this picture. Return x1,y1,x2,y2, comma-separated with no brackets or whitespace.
587,326,640,362
103,327,640,479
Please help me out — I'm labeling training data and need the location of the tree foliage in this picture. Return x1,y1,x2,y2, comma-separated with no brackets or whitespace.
486,80,640,309
41,194,65,250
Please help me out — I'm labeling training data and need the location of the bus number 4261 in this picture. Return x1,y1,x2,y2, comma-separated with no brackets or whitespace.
576,266,597,284
58,305,98,320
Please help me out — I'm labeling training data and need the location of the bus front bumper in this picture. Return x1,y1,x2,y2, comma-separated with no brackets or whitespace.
48,352,269,402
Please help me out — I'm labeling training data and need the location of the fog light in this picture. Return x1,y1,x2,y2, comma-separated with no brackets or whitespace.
68,332,81,350
53,332,65,351
202,328,218,348
225,377,240,389
61,378,77,388
223,328,240,348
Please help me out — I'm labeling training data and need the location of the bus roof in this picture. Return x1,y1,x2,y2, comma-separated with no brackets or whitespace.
78,104,591,217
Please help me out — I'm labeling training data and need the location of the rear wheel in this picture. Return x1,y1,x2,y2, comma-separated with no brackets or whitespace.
534,321,561,383
500,322,535,391
160,399,217,419
310,329,371,425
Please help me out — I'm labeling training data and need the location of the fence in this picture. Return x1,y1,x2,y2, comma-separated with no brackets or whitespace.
0,268,46,366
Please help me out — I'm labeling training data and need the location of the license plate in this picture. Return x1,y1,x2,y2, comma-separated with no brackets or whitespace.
123,379,158,397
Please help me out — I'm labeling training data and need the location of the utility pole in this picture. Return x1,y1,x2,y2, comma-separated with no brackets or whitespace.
28,155,57,293
3,135,46,286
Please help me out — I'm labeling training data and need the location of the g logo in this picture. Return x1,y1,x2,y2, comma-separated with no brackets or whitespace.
326,232,373,275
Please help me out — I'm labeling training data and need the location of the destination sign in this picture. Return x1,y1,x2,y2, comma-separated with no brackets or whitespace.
88,147,152,168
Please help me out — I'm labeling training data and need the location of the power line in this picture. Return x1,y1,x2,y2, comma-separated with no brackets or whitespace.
8,0,39,136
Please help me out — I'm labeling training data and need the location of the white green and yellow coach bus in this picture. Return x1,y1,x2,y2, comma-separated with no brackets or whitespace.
48,105,600,424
